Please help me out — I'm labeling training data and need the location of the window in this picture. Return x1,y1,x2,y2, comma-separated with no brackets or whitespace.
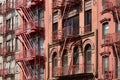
116,22,120,32
6,18,11,30
15,64,19,73
6,40,11,52
85,10,92,25
0,63,2,69
40,65,44,80
85,9,92,33
62,50,68,75
85,44,92,73
63,15,79,37
102,23,109,37
15,15,18,27
73,47,79,74
53,22,58,32
52,52,57,76
52,22,58,41
73,47,79,65
0,44,1,49
0,23,2,27
15,37,19,52
38,9,44,27
102,56,109,73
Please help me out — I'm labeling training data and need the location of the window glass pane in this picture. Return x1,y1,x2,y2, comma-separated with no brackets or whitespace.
73,47,79,65
15,37,18,51
102,56,109,73
85,10,91,25
15,15,18,27
52,53,57,68
103,23,109,35
116,22,120,32
53,22,58,31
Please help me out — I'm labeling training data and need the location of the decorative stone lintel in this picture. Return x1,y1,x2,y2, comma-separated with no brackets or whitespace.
100,18,111,24
100,51,111,56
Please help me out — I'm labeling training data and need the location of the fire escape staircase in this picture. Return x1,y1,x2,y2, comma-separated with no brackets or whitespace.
17,32,35,80
15,3,37,80
17,34,35,80
103,1,120,71
20,61,34,80
16,4,35,29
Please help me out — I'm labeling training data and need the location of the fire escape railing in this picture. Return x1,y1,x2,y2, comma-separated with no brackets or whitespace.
0,68,15,77
52,64,94,77
0,1,14,14
103,32,120,45
104,71,112,79
53,0,81,9
3,46,13,56
84,24,92,34
52,26,79,41
102,1,113,13
102,1,120,19
0,24,14,35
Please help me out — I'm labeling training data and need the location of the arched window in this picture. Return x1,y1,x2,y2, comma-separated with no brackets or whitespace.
52,52,57,76
73,47,79,65
62,50,68,75
73,47,79,74
84,44,92,73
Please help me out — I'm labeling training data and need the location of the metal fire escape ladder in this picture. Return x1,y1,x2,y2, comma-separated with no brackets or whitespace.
60,0,74,75
113,6,120,63
20,6,35,23
114,7,120,24
15,1,37,80
18,34,35,80
113,43,120,62
17,33,35,80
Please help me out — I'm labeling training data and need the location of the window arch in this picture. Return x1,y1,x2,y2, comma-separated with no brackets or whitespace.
84,44,92,73
73,46,79,65
62,50,68,75
52,52,57,76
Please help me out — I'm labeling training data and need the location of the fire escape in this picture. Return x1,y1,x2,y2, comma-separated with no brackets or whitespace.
102,0,120,79
15,0,45,80
52,0,94,79
0,0,15,78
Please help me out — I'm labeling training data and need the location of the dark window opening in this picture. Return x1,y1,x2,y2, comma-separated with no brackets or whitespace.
53,22,58,32
38,9,44,27
6,40,11,52
102,56,109,73
63,15,79,38
6,18,11,30
15,37,19,52
52,52,57,76
62,50,68,75
15,15,18,27
85,44,92,73
85,9,92,33
52,22,58,41
73,47,79,65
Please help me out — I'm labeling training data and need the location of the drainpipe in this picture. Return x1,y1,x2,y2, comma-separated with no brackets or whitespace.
95,29,98,78
47,43,50,80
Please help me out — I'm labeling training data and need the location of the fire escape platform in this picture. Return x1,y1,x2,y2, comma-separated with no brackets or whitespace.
50,31,94,48
56,73,94,80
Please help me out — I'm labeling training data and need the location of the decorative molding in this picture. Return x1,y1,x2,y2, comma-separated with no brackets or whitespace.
100,18,111,24
100,51,111,56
